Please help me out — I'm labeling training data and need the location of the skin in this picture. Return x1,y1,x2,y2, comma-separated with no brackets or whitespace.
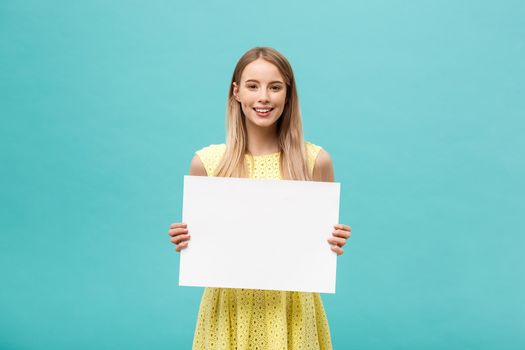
168,58,352,255
232,58,286,155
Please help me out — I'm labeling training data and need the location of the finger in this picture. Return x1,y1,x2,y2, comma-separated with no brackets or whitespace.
176,241,189,252
168,228,189,237
170,223,187,229
330,244,344,256
334,224,351,232
332,229,351,239
327,237,346,247
171,234,190,245
175,241,189,252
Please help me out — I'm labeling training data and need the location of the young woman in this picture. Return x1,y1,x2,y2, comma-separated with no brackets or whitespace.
168,47,352,349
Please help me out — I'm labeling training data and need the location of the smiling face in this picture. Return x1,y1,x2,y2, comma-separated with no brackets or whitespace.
232,58,287,130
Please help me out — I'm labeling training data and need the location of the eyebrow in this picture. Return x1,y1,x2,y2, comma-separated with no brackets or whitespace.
245,79,284,84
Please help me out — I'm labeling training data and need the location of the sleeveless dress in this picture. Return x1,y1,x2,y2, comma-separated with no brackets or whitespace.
192,142,333,350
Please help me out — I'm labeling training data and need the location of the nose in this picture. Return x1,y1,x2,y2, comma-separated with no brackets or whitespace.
257,88,270,103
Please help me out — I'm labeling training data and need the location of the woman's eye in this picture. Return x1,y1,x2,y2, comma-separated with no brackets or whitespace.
247,84,257,89
271,86,282,91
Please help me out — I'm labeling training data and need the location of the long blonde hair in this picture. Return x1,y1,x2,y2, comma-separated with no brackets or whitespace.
214,47,310,180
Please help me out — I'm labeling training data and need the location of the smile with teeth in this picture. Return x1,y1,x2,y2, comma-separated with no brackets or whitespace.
254,108,273,113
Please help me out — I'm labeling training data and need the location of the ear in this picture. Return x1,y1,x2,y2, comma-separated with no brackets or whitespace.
232,82,240,101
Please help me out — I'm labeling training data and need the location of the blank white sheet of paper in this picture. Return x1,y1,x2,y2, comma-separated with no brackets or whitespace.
179,175,340,293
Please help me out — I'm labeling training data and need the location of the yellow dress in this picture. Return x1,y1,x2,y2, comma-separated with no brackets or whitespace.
192,142,333,350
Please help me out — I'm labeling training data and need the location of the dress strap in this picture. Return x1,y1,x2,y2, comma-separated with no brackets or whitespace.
195,144,226,176
305,141,322,177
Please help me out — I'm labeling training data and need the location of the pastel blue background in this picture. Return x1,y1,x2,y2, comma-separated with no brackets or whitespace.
1,0,523,349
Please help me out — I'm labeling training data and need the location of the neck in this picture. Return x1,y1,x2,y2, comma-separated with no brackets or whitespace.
245,121,279,156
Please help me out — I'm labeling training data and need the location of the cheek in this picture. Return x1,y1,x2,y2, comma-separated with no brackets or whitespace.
240,94,254,107
277,98,286,110
241,102,253,115
277,93,287,106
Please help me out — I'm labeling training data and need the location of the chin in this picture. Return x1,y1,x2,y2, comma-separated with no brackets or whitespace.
249,117,279,128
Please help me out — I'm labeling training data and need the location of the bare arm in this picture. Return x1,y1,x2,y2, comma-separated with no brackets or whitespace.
312,149,352,255
189,154,207,176
312,149,335,182
168,154,206,252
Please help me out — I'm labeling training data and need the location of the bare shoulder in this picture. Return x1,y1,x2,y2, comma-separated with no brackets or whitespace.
312,148,335,182
189,154,207,176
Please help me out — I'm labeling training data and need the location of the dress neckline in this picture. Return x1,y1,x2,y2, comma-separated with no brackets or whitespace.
245,151,281,158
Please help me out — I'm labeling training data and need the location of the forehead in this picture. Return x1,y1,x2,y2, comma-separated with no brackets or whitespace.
240,58,284,83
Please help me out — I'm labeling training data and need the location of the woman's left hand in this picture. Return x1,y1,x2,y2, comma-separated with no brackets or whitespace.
327,224,352,256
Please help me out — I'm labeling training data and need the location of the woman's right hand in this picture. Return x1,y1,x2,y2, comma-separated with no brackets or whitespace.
168,223,190,252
